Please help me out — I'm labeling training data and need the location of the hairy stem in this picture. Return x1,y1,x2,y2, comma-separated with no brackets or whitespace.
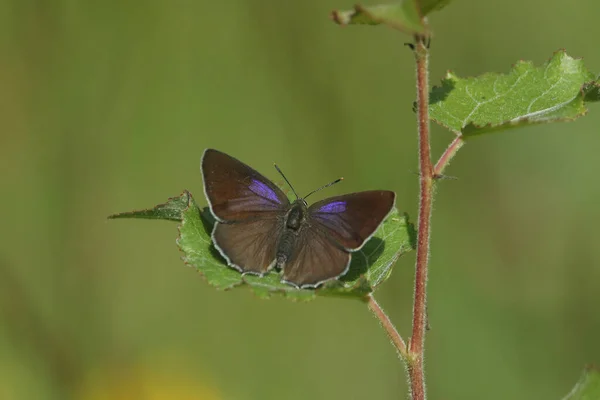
366,294,408,360
433,134,464,177
409,34,433,400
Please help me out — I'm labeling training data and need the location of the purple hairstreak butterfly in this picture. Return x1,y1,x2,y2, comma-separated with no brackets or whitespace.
201,149,395,288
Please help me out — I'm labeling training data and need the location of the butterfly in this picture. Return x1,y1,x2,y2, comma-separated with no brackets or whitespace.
201,149,395,288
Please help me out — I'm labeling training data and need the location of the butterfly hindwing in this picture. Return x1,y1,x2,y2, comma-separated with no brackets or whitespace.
281,226,351,288
212,217,282,275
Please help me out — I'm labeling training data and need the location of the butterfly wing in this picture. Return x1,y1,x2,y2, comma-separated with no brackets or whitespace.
202,148,289,222
282,191,395,287
202,148,289,274
308,191,395,251
281,227,351,288
212,217,282,274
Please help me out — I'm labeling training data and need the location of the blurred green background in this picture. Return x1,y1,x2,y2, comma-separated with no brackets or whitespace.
1,1,599,399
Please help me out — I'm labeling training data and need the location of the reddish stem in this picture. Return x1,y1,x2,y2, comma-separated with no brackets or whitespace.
362,34,466,400
433,134,464,177
409,35,433,400
366,294,408,360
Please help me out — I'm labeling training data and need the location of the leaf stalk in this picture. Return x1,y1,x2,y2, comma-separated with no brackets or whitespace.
433,134,464,177
365,294,408,360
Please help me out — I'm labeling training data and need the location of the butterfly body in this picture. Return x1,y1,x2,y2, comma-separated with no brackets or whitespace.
202,149,395,288
276,199,308,269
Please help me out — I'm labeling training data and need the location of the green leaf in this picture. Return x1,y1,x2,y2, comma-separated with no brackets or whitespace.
419,0,451,15
178,201,244,290
563,366,600,400
108,191,191,221
331,2,425,34
584,80,600,102
429,50,600,137
110,192,415,300
331,0,450,33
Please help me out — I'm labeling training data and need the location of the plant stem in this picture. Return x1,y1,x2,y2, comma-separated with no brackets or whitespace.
365,34,465,400
366,294,408,360
433,134,464,177
409,35,433,400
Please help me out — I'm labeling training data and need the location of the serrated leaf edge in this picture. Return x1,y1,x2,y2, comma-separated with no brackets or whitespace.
176,193,244,291
108,190,192,221
430,50,598,137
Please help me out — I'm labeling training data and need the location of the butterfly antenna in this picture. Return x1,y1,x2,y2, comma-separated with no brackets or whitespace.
303,177,344,200
274,163,300,200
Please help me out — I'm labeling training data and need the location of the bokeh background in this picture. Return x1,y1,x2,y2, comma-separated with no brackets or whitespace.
1,1,599,399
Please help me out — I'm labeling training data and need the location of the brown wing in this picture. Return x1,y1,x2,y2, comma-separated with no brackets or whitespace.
202,149,289,222
212,217,282,274
281,228,351,288
308,191,395,251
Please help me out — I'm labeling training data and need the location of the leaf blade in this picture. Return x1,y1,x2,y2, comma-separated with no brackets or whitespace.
110,192,415,300
563,366,600,400
108,191,191,221
177,197,244,290
331,2,426,34
429,50,599,137
419,0,451,15
331,0,451,33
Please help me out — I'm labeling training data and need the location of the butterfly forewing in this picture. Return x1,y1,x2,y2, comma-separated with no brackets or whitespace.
202,149,289,222
308,190,395,251
282,227,351,288
213,218,282,274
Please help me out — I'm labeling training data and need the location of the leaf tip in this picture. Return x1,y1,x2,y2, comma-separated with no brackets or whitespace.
330,9,345,25
330,5,360,26
584,363,600,373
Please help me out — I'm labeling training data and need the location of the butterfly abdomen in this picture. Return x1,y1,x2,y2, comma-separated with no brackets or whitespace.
276,231,294,268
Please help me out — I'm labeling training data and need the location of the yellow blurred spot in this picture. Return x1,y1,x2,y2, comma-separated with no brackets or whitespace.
77,363,222,400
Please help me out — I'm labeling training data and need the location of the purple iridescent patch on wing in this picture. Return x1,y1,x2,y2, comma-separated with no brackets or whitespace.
317,201,347,213
249,179,281,204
